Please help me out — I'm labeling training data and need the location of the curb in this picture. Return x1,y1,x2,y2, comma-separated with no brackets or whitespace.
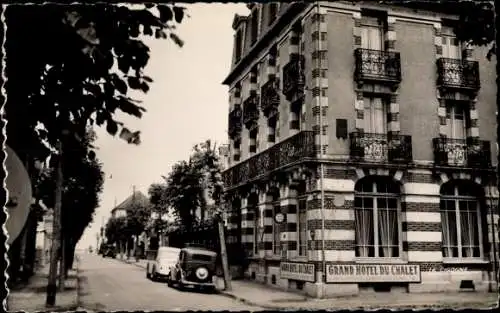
216,291,284,310
117,258,147,269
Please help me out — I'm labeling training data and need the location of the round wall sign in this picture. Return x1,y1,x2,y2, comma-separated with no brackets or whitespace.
274,213,285,224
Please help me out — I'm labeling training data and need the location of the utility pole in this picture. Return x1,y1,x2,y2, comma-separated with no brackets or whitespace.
46,140,63,306
217,216,231,291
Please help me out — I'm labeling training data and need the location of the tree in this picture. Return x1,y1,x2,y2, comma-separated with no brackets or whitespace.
5,4,187,164
157,140,224,230
105,216,126,246
35,129,104,271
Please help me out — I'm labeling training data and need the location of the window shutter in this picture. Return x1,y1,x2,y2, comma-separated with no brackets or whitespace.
336,119,348,139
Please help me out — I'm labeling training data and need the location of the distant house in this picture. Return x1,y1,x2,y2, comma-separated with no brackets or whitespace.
110,191,150,219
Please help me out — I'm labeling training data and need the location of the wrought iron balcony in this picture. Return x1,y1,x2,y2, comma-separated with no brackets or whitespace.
354,48,401,84
432,138,491,168
436,58,480,90
228,105,242,140
243,93,260,129
282,54,305,102
222,131,315,188
349,132,412,163
260,76,280,118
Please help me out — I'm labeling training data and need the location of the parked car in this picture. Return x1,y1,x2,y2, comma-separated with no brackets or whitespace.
146,246,181,282
102,245,117,258
168,246,217,292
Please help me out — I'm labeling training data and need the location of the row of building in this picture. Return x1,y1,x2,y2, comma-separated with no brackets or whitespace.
219,2,498,298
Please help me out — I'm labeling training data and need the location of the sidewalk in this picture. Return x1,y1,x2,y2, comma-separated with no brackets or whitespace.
118,258,498,310
217,280,499,310
7,259,80,312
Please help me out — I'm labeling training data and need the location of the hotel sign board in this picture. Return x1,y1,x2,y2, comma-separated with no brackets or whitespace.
280,262,316,282
326,264,421,283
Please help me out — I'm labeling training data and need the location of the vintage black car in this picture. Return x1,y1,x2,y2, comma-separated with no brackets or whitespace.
167,247,217,292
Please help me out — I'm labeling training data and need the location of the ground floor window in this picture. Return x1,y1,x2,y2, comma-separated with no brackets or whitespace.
440,180,483,259
273,205,281,256
354,176,401,258
298,199,307,256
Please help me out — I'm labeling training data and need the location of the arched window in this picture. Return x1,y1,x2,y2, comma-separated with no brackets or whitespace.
354,176,401,258
440,181,483,259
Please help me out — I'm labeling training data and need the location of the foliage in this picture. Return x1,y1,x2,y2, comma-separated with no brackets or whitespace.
454,1,495,60
150,140,224,230
105,216,128,245
148,183,168,216
35,129,104,246
124,202,152,237
5,3,187,165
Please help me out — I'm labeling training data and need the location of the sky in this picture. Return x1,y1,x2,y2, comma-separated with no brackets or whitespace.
77,3,249,250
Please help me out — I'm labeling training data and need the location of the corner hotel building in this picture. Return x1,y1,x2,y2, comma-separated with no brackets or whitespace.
221,2,498,298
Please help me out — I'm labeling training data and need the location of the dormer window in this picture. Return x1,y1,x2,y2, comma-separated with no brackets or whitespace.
268,3,278,26
235,29,243,63
251,9,259,45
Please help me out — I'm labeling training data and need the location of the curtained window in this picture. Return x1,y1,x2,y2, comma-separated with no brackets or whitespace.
298,199,307,256
272,204,281,256
364,97,387,134
355,176,400,258
440,181,483,259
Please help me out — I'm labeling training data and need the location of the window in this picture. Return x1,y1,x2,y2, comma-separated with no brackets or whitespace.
298,199,307,256
442,26,461,59
268,3,278,25
355,177,401,258
235,30,243,62
251,10,259,45
361,17,384,50
440,181,483,259
445,101,468,140
272,205,281,255
254,206,261,255
364,97,387,134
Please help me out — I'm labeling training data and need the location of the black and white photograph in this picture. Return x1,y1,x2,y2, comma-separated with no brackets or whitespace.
1,1,499,312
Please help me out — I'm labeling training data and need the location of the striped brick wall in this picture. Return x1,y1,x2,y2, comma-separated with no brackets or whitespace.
241,196,257,254
307,196,356,262
280,186,298,259
385,17,400,137
287,23,302,136
310,12,329,155
257,193,274,256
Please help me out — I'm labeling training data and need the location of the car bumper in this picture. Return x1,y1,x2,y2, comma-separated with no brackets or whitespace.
180,278,215,287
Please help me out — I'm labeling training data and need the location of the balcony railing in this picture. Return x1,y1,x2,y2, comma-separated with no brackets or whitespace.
432,138,491,168
354,48,401,84
260,76,280,118
349,132,412,163
243,93,260,129
222,131,315,188
282,54,305,101
228,106,242,140
436,58,480,90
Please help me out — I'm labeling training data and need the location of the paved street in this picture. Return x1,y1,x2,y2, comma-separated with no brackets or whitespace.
77,252,261,311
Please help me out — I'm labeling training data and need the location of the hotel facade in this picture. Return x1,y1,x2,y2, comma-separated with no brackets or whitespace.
221,2,498,298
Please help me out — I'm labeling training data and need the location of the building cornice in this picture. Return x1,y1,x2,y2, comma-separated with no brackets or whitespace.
222,2,308,86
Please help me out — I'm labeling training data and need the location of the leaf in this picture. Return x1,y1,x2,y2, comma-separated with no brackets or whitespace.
113,75,128,95
143,24,153,36
173,6,185,23
118,56,131,74
117,96,145,118
157,5,173,23
127,76,141,90
170,33,184,47
106,119,118,136
155,29,167,39
140,82,150,93
142,75,153,83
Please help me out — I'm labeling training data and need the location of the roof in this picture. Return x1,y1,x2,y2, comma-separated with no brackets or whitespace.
181,247,217,256
231,14,247,30
114,191,149,211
